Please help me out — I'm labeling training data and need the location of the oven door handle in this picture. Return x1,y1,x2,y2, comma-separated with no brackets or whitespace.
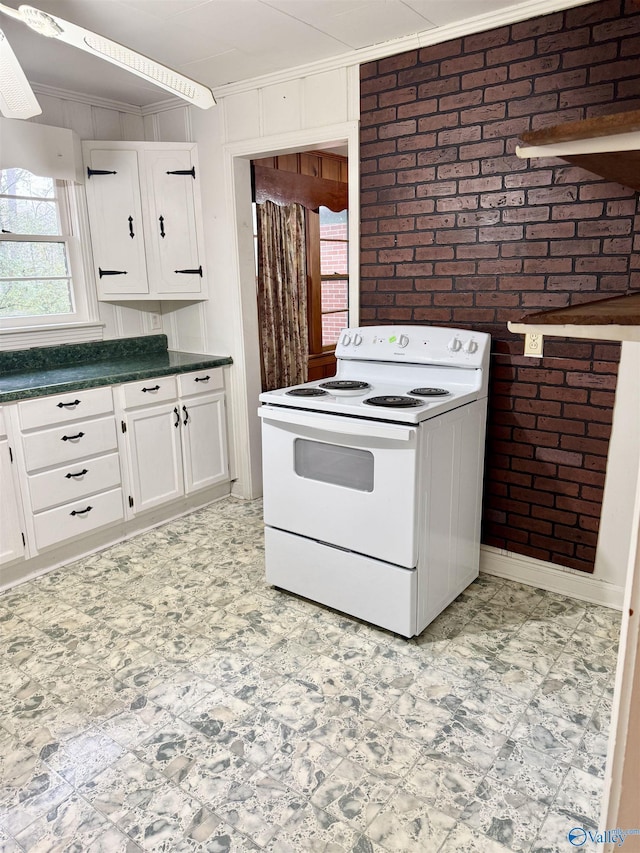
258,406,416,441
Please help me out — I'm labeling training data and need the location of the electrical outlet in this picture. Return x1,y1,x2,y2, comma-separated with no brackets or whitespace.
524,332,544,358
150,312,162,331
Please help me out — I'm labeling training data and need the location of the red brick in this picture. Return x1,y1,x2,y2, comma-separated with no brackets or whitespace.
533,68,588,93
510,55,560,80
590,57,640,82
414,247,455,261
508,514,553,535
535,448,583,467
559,83,615,108
479,225,523,241
537,27,590,54
441,53,485,76
461,67,508,89
484,80,533,103
562,42,619,69
488,40,537,66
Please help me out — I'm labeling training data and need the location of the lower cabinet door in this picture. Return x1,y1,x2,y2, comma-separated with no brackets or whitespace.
33,488,124,551
0,438,25,565
125,402,185,513
180,392,228,494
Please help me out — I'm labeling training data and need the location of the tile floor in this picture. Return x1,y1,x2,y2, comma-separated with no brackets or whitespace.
0,497,620,852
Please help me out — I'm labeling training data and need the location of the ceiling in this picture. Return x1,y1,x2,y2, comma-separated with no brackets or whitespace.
0,0,564,108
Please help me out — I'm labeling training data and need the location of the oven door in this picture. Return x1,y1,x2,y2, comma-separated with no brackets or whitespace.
259,405,419,568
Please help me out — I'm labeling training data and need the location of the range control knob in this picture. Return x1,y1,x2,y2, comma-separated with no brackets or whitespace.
398,334,409,348
448,337,463,353
353,333,363,346
465,339,478,354
340,333,352,346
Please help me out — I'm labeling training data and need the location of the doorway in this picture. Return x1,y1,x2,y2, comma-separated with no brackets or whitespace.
252,150,349,385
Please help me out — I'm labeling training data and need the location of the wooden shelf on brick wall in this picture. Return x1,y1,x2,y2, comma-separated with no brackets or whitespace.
508,292,640,342
516,109,640,192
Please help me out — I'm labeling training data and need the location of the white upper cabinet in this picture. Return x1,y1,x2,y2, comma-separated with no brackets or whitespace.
83,141,207,301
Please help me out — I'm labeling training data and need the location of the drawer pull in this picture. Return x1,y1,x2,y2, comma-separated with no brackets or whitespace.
57,399,81,409
194,375,210,383
70,506,93,516
65,469,88,479
174,407,180,428
141,385,160,393
61,432,85,442
182,404,189,425
174,266,203,277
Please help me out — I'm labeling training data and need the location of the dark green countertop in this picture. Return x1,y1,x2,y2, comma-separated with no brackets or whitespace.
0,335,232,403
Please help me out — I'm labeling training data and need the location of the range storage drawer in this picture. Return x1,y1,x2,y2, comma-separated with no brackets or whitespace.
32,487,124,551
18,387,114,430
27,452,122,513
22,416,118,472
122,375,177,408
177,368,224,397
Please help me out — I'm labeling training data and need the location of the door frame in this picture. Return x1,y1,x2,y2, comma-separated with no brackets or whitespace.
221,121,360,500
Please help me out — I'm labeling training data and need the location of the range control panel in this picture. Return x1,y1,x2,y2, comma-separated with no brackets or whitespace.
335,325,490,368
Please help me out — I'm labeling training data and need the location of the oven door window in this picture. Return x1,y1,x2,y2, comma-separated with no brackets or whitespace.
294,438,374,492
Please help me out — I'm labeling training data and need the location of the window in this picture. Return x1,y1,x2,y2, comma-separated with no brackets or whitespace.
0,168,87,327
307,205,349,355
318,207,348,348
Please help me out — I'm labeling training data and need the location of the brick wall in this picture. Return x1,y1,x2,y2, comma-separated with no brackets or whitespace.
359,0,640,573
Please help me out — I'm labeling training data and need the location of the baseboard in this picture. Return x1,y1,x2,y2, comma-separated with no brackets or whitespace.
480,544,624,611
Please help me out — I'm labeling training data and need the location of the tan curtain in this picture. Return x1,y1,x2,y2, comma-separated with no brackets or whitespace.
256,200,309,391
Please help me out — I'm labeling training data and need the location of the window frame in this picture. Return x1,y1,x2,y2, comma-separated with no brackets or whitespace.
306,207,349,356
0,173,93,332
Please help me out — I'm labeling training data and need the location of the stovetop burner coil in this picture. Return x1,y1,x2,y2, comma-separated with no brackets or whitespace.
409,387,450,397
363,395,424,408
286,387,329,397
319,380,371,391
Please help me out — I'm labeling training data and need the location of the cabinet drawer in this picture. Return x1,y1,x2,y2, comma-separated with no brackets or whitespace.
27,452,122,513
122,375,177,408
177,368,224,397
19,387,113,431
33,488,124,551
22,416,118,472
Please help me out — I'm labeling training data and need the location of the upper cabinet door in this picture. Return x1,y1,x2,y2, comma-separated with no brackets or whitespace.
142,149,204,297
84,148,149,296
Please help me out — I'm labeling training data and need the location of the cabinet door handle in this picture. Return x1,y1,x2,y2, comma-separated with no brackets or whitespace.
70,506,93,516
61,432,85,442
159,215,165,238
99,268,128,278
87,168,117,178
128,216,135,239
57,399,81,408
182,404,189,425
141,385,160,393
194,375,210,383
174,266,202,277
65,469,88,479
166,167,195,178
174,407,180,428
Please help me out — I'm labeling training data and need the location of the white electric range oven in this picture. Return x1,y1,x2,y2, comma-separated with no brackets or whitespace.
258,324,491,637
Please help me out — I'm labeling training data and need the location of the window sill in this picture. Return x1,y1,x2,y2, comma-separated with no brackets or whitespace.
0,321,105,351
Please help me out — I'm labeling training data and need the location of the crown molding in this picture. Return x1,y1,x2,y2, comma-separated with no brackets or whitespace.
30,81,185,116
213,0,596,99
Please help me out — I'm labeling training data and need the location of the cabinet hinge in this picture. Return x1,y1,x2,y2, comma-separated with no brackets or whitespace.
8,445,13,463
121,420,127,433
21,532,26,547
129,496,134,508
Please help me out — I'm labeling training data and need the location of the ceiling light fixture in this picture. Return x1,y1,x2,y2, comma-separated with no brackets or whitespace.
0,2,216,119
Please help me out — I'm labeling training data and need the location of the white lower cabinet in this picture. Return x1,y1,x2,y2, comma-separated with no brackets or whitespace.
13,388,125,554
124,400,185,514
119,368,229,517
0,430,26,566
1,367,229,578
